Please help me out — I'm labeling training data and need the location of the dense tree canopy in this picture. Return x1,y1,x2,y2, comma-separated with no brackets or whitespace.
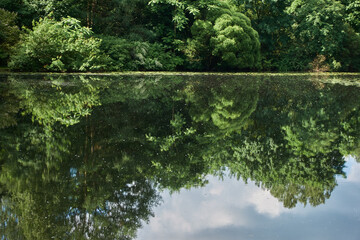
1,0,358,71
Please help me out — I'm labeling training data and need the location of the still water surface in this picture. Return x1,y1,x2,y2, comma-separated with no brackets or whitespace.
0,73,359,239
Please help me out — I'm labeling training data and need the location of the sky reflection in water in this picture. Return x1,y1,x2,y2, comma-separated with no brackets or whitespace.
138,156,360,240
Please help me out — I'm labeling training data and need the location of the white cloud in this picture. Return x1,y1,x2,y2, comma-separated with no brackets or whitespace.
137,176,290,240
342,156,360,183
347,163,360,183
247,188,289,218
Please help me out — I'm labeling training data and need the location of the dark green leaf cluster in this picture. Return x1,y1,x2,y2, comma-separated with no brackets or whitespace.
99,35,183,71
0,9,20,65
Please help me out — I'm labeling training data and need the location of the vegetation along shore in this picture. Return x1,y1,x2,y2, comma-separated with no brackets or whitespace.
1,0,359,73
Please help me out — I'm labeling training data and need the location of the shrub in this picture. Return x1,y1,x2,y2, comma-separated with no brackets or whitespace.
98,36,134,71
8,16,108,72
210,13,261,70
99,35,183,71
185,2,261,71
132,41,183,71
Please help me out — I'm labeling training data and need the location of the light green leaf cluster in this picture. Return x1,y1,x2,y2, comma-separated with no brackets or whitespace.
211,13,260,69
8,16,107,72
146,113,196,152
7,75,102,131
186,2,261,70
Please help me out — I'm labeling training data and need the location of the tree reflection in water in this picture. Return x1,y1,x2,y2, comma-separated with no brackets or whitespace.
1,74,360,239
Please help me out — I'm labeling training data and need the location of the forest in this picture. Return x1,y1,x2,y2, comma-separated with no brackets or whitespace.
0,0,360,72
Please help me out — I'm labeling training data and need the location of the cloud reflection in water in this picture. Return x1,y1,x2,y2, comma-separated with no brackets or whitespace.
138,158,360,240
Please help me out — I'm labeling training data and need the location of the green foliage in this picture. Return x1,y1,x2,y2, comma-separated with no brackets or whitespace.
8,16,107,72
0,0,360,72
0,0,36,28
343,0,360,32
0,9,20,65
132,41,183,71
186,1,261,70
98,36,134,71
235,0,292,70
336,25,360,71
286,0,347,71
22,0,74,19
100,35,183,71
149,0,216,31
210,12,261,70
72,0,155,39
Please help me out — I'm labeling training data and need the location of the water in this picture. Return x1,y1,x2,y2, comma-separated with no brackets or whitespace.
0,73,359,239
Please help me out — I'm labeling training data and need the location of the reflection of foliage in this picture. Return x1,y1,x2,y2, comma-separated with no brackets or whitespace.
146,113,196,152
100,75,359,207
225,78,359,208
0,114,159,239
282,113,338,158
270,182,333,208
185,77,259,137
0,74,160,239
0,127,160,239
1,74,360,239
0,122,71,239
145,76,260,191
0,80,20,129
7,75,102,130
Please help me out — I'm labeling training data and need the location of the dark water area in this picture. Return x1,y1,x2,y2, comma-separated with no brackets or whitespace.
0,73,360,239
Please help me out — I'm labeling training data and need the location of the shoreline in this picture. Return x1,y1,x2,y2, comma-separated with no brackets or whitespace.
1,71,360,77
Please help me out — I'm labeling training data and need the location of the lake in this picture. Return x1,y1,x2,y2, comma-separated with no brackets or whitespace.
0,73,360,239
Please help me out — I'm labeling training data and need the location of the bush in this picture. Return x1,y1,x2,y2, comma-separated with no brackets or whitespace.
132,41,183,71
211,12,261,70
99,35,183,71
8,16,108,72
0,8,20,66
98,36,134,71
185,2,261,71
